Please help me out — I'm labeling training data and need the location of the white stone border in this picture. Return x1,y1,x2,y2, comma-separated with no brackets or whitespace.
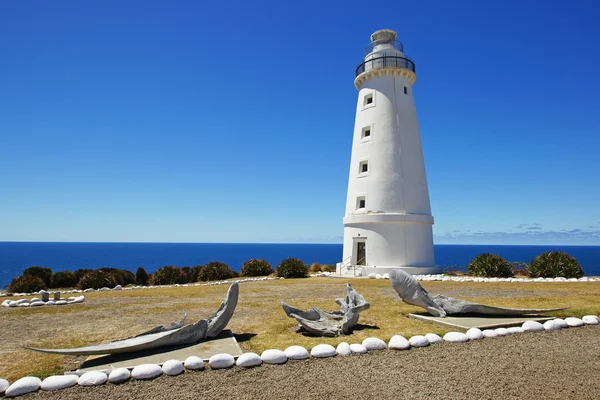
365,273,600,283
1,314,598,397
1,295,85,308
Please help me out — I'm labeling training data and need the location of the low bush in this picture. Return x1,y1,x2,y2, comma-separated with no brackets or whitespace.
23,266,53,286
466,253,513,278
50,271,78,288
135,267,150,285
321,265,332,273
277,258,308,278
74,269,93,283
198,262,239,282
527,251,584,279
98,268,135,286
240,259,274,277
8,275,47,293
309,263,322,273
151,266,187,286
189,266,203,283
78,270,117,290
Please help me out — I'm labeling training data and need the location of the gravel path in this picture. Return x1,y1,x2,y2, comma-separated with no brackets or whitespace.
23,326,600,400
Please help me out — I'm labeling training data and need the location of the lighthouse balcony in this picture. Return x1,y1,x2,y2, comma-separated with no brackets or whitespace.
355,55,416,77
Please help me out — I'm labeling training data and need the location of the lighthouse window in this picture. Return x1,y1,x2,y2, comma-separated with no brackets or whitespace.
364,94,373,106
361,126,372,140
359,161,369,174
404,86,408,94
356,197,366,210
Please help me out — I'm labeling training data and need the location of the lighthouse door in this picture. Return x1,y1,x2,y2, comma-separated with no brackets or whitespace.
356,241,366,265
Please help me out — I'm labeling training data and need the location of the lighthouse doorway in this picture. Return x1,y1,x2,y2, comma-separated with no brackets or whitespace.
355,241,366,266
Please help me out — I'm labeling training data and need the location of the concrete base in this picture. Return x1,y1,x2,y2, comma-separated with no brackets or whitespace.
71,330,242,375
361,265,441,276
408,313,555,330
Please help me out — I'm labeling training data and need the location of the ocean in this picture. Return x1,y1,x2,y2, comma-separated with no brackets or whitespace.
1,242,599,288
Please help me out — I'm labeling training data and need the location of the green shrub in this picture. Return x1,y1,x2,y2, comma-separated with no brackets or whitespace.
50,271,78,288
8,275,47,293
466,253,513,278
97,268,135,286
74,269,93,282
151,266,187,285
78,270,117,290
277,258,308,278
198,262,239,282
321,265,332,273
23,266,52,286
309,263,322,273
188,266,203,283
135,267,150,285
527,251,584,278
240,259,274,277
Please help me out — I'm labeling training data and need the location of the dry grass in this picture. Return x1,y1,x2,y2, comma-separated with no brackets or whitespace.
1,277,599,382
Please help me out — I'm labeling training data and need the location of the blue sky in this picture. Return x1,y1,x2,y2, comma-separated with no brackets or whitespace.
1,0,599,245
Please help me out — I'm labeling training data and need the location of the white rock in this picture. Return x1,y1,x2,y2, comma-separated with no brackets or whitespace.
382,273,390,279
0,378,8,394
375,274,382,279
284,345,309,360
45,301,55,306
425,333,443,344
41,375,78,391
543,320,562,330
368,273,376,279
113,285,123,290
349,343,367,354
522,320,544,332
5,377,41,397
311,344,337,358
18,303,30,307
553,318,569,329
466,328,484,340
564,317,584,327
582,315,599,325
84,288,95,292
108,368,130,384
443,332,469,343
362,337,386,351
495,328,510,336
408,335,429,347
208,353,235,369
162,360,184,376
184,356,205,370
236,352,262,368
30,301,44,307
388,335,410,350
132,364,162,379
507,327,525,334
336,342,352,356
482,329,498,338
30,298,41,302
16,299,29,305
55,300,67,305
78,371,107,386
261,349,287,364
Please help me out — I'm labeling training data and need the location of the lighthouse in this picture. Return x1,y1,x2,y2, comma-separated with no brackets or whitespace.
340,29,439,276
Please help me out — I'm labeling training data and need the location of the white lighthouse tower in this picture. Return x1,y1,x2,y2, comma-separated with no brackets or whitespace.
340,29,439,276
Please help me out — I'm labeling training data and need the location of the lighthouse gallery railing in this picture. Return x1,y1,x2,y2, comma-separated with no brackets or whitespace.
355,55,416,77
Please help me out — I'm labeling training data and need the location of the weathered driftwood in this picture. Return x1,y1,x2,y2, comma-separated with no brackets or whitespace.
25,282,239,356
389,269,568,317
282,283,370,337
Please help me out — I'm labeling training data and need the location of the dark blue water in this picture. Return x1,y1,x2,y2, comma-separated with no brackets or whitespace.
1,242,599,288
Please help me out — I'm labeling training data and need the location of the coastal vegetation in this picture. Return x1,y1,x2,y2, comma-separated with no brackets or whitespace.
527,251,584,279
276,257,308,278
240,259,274,277
466,253,514,278
2,250,589,293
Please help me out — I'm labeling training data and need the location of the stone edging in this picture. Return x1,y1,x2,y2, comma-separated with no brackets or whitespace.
368,273,600,283
1,315,598,397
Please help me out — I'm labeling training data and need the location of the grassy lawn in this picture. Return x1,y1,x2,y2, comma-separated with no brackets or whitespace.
1,277,600,381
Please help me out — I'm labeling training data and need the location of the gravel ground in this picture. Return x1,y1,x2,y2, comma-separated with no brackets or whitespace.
22,326,600,400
